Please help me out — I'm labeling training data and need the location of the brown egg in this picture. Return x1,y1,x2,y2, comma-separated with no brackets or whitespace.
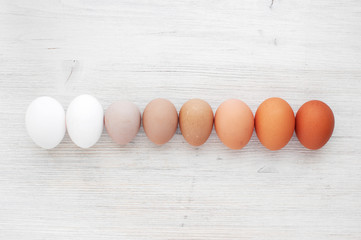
296,100,334,150
255,97,295,150
179,99,213,146
105,101,141,145
215,99,254,150
142,98,178,145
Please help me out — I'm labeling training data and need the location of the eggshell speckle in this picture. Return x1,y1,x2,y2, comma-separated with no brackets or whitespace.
296,100,334,150
66,94,104,148
179,99,213,146
255,97,295,150
25,96,66,149
105,101,141,145
215,99,254,150
143,98,178,145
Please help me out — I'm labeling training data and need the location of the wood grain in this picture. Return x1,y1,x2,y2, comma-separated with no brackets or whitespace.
1,0,361,239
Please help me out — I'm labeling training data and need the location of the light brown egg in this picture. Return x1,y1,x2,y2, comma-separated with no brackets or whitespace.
296,100,334,150
179,99,213,146
255,97,295,150
142,98,178,145
215,99,254,150
105,101,141,145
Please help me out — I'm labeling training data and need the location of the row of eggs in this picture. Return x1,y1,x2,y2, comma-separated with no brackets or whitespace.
26,95,334,150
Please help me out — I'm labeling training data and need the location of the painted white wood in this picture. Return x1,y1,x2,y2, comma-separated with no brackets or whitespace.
1,0,361,239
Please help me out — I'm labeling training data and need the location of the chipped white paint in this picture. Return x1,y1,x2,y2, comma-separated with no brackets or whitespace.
1,0,361,239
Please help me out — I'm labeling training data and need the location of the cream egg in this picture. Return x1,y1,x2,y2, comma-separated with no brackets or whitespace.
66,94,104,148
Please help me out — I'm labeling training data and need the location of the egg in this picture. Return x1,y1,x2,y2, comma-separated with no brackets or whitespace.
25,96,66,149
215,99,254,150
179,99,213,146
66,94,104,148
142,98,178,145
296,100,334,150
105,101,141,145
255,97,295,150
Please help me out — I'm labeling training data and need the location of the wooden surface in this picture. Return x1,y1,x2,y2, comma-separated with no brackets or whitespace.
1,0,361,239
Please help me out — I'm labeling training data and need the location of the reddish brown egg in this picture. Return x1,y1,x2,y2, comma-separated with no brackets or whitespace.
179,99,213,146
215,99,254,150
296,100,334,150
255,97,295,150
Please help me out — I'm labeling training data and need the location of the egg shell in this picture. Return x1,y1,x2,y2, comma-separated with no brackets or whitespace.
215,99,254,150
296,100,334,150
179,99,213,146
255,97,295,150
142,98,178,145
25,96,66,149
66,94,104,148
105,101,141,145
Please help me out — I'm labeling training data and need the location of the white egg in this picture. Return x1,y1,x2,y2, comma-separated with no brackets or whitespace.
25,96,66,149
66,94,104,148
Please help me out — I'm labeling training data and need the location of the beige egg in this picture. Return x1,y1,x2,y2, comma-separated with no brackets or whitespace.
179,99,213,146
105,101,141,145
142,98,178,145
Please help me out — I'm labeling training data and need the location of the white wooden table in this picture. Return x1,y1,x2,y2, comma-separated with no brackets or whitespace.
1,0,361,239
